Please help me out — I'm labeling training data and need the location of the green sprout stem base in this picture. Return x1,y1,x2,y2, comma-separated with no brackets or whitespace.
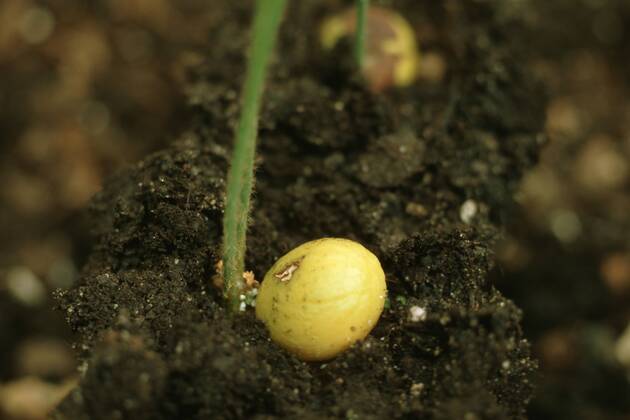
222,0,287,313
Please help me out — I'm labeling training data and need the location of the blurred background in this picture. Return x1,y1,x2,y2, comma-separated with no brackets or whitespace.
0,1,216,418
493,1,630,418
0,0,628,419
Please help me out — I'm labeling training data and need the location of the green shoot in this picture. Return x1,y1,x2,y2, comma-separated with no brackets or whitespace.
355,0,369,69
223,0,287,313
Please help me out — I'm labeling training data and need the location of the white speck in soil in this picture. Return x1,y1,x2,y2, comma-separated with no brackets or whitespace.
409,306,427,322
459,199,478,224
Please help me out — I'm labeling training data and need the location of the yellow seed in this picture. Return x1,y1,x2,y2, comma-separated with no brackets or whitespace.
320,6,420,92
255,238,387,361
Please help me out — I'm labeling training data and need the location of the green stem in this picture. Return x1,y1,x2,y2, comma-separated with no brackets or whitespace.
223,0,287,312
355,0,369,69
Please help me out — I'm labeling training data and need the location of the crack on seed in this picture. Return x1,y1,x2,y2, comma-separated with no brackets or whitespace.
274,257,304,282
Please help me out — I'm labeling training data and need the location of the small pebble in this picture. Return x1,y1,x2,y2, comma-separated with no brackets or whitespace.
409,306,427,322
410,382,424,397
459,200,478,224
6,267,46,306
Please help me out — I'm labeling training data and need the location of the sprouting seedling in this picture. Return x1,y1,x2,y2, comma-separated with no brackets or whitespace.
321,3,420,92
222,0,287,313
355,0,369,69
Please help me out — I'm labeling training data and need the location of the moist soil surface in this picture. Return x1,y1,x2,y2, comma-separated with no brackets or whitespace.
52,1,546,419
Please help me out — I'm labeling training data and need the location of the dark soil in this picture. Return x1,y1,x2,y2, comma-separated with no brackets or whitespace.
52,1,545,418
